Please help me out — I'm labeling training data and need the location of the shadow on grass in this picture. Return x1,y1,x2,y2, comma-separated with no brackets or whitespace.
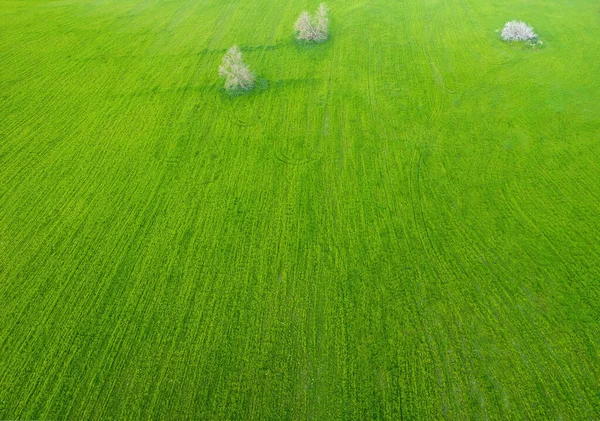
220,76,320,99
199,42,288,56
291,35,334,58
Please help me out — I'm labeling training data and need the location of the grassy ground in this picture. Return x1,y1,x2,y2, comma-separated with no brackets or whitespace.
1,0,599,418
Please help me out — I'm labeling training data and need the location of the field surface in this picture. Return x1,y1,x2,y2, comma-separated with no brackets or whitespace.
1,0,600,418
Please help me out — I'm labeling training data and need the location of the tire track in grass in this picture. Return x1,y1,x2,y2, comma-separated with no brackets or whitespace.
405,0,442,276
408,0,450,281
455,0,515,67
403,1,459,415
273,145,322,167
362,29,417,344
501,172,598,307
499,170,600,359
450,146,596,417
0,104,158,338
490,177,600,416
360,7,420,302
83,167,238,418
3,196,147,417
314,26,402,410
2,0,600,418
119,232,204,419
416,3,548,415
69,179,195,418
271,91,324,168
528,153,600,258
16,162,169,419
422,3,458,96
1,80,197,416
523,122,600,249
407,2,502,415
453,195,597,417
205,1,242,51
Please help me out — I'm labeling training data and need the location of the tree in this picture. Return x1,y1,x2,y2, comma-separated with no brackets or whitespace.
218,45,255,91
501,21,537,42
294,4,329,42
315,4,329,39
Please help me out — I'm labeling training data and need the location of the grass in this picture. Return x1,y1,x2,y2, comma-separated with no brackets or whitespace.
1,0,599,418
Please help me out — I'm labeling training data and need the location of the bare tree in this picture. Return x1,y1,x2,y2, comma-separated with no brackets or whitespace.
294,12,314,41
315,4,329,39
501,21,537,42
218,45,255,91
294,4,329,42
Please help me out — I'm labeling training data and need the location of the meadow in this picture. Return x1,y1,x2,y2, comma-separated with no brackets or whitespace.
1,0,599,418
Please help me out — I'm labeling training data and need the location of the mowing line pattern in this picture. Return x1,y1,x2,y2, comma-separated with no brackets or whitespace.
1,0,599,418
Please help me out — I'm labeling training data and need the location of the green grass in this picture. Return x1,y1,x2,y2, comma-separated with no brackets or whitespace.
1,0,599,418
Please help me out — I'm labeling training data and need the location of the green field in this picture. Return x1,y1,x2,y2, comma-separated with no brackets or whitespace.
1,0,600,418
